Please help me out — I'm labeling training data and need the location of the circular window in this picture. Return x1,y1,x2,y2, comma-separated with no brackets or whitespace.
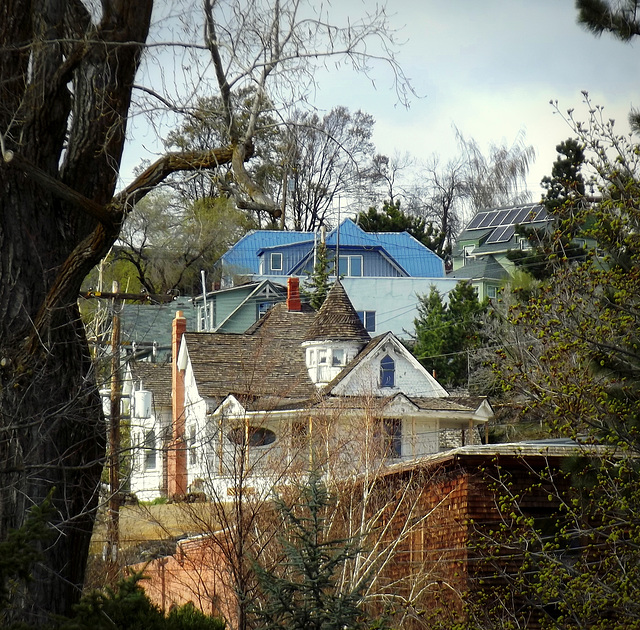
227,426,277,447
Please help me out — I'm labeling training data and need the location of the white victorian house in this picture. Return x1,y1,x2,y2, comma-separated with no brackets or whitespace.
130,279,492,501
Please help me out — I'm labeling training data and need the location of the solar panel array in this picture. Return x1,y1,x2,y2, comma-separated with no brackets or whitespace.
466,205,549,245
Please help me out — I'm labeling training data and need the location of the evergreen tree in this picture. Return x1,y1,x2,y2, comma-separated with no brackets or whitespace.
576,0,640,131
472,100,640,630
413,282,487,388
57,574,225,630
251,473,381,630
357,200,448,257
507,138,590,280
412,287,449,382
304,241,334,310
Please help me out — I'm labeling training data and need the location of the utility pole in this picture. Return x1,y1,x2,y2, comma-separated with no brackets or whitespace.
81,286,174,584
106,280,121,584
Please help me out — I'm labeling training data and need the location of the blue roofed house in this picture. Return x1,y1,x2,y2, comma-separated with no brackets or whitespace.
197,218,461,339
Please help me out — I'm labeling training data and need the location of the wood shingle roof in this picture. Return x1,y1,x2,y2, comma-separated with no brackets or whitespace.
303,280,370,343
184,302,318,404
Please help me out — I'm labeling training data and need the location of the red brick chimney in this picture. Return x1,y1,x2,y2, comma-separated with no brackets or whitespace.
168,311,187,497
287,277,301,311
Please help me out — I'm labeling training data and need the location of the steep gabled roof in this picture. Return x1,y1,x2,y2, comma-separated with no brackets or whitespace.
448,255,510,281
323,332,449,398
183,302,318,404
303,280,370,343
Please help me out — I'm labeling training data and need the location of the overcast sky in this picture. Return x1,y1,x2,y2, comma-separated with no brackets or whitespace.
122,1,640,203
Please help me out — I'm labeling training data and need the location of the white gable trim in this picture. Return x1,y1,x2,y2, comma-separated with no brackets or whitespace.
329,333,449,398
177,336,190,371
212,394,246,419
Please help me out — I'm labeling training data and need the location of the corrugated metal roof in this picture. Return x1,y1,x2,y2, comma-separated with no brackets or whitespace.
219,219,445,278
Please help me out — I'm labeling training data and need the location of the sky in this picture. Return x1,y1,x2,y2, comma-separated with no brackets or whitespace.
121,0,640,205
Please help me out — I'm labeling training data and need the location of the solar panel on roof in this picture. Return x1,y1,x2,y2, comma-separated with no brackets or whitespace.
467,212,488,229
514,206,535,224
496,225,516,242
528,206,547,222
477,212,496,228
504,208,521,224
489,209,510,227
486,224,517,244
486,225,508,243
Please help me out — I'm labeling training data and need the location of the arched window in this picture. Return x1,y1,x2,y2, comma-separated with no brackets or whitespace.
380,355,395,388
227,426,277,447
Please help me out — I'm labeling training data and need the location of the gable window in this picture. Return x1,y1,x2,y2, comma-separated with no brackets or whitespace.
357,310,375,332
380,355,395,388
338,255,363,277
143,429,156,471
270,252,283,272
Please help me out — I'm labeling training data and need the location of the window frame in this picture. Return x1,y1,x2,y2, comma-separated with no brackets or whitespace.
270,252,283,272
143,429,157,471
357,310,375,332
338,254,363,277
380,354,395,388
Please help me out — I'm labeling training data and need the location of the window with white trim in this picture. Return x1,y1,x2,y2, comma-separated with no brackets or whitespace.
270,252,283,272
357,310,375,332
332,348,346,366
338,255,363,277
189,425,197,465
143,429,156,471
375,418,402,458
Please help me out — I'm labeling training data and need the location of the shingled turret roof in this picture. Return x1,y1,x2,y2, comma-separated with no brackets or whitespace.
304,280,370,343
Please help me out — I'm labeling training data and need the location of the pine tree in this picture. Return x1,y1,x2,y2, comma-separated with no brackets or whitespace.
305,241,333,310
412,287,449,382
507,138,590,280
251,473,381,630
357,200,448,257
413,282,487,388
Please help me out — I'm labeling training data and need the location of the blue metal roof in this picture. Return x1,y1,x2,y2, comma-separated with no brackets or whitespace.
219,229,312,274
219,219,445,278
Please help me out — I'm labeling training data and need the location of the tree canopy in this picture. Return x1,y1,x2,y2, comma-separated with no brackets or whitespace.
357,199,448,257
412,282,487,389
476,98,640,629
0,0,411,623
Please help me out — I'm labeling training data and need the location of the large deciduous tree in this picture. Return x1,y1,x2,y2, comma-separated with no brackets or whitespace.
472,98,640,629
0,0,409,623
282,107,376,230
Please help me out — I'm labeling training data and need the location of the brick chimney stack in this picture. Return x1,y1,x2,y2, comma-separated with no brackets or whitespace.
168,311,187,497
287,277,301,311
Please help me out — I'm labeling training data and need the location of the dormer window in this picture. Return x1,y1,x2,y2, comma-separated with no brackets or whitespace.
338,255,363,277
271,252,283,272
380,355,395,388
332,349,345,366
